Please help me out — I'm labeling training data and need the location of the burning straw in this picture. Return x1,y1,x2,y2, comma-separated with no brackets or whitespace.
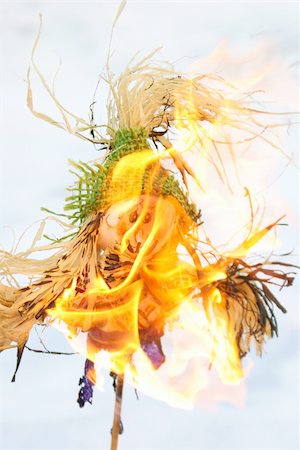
0,3,298,449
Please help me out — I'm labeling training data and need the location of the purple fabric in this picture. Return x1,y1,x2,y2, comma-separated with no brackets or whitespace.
77,359,95,408
142,340,165,369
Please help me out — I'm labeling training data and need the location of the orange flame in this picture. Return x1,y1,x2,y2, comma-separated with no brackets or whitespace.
46,183,270,407
46,47,292,408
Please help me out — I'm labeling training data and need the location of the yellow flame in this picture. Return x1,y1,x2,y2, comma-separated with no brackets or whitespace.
46,187,248,407
45,48,289,408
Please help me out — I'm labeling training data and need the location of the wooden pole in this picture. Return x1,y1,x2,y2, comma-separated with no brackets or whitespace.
110,375,124,450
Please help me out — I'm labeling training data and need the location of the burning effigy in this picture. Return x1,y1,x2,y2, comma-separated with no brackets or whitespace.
0,7,297,450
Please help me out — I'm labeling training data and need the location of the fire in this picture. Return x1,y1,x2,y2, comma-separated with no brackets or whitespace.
9,30,292,411
46,139,278,407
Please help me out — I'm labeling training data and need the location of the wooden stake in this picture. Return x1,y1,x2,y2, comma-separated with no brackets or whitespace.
110,375,124,450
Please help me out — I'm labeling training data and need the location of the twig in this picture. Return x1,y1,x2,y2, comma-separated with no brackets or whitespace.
110,375,124,450
25,345,78,356
34,326,51,352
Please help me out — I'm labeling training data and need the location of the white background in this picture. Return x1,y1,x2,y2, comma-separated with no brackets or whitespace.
0,1,299,450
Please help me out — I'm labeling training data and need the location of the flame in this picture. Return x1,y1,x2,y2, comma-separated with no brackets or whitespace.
46,181,268,407
45,45,293,408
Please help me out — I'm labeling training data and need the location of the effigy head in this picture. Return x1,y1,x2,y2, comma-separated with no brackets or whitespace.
97,194,193,255
64,127,201,229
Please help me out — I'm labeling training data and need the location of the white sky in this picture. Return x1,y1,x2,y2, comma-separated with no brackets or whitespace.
0,1,299,450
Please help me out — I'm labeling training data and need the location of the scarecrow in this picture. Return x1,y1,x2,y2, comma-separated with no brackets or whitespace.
0,11,295,449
